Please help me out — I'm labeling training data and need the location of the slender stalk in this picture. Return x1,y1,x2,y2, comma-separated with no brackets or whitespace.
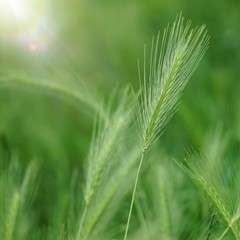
124,149,146,240
218,226,229,240
76,205,88,240
218,216,240,240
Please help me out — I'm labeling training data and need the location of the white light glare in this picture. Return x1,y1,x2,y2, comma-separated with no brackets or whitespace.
0,0,56,54
0,0,30,22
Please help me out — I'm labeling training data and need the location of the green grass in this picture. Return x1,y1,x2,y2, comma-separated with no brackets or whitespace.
0,9,240,240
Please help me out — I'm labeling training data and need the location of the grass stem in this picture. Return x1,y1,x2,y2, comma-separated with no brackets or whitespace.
218,216,240,240
218,226,229,240
124,149,146,240
76,205,88,240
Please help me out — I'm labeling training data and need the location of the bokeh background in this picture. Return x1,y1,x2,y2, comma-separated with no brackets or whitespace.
1,0,240,160
0,1,240,229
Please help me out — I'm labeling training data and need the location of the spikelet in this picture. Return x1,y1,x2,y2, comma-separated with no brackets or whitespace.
137,14,209,151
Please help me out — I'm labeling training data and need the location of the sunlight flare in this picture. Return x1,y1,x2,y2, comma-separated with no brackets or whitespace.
0,0,31,23
0,0,55,53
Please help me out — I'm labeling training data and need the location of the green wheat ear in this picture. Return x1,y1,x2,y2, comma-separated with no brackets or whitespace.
176,152,240,239
124,13,209,240
138,13,209,150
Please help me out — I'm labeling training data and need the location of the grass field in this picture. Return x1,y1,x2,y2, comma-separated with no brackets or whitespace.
0,1,240,239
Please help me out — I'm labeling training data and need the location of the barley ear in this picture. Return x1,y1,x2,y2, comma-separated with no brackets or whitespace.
176,154,240,239
137,13,209,150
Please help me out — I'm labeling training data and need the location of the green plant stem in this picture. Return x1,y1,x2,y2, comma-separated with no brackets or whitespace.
124,149,146,240
218,216,240,240
218,226,229,240
76,205,88,240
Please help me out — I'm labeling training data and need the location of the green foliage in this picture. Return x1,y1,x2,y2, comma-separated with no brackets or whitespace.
0,4,239,240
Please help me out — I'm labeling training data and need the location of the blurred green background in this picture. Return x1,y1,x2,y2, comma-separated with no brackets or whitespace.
0,0,240,177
